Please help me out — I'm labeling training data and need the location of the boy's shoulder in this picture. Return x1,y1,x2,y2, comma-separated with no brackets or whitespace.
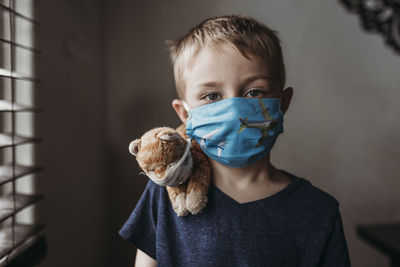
284,170,340,215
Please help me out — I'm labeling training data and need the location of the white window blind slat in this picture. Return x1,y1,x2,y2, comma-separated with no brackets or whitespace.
0,224,45,266
0,0,44,264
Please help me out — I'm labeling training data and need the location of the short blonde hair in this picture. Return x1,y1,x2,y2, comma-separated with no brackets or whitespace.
167,15,286,99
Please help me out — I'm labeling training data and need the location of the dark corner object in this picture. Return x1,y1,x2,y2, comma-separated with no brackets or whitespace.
4,236,46,267
357,222,400,267
338,0,400,54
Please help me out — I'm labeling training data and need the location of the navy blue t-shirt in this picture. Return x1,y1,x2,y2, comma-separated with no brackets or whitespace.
119,170,351,266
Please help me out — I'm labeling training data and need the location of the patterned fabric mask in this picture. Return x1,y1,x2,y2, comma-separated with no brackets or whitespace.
185,97,284,168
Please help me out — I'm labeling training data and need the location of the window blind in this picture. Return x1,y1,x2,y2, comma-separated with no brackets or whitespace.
0,0,44,265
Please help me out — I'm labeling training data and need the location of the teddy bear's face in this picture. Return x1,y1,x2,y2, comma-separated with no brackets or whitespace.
129,127,187,179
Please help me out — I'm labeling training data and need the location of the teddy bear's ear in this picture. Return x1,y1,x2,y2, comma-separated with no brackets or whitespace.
159,132,180,142
129,139,141,156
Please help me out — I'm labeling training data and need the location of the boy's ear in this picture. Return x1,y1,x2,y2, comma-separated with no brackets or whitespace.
280,87,293,115
172,99,188,124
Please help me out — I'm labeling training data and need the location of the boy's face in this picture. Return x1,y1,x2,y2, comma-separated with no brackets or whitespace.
172,43,292,123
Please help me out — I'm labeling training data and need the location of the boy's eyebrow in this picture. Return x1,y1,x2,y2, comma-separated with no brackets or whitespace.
194,81,222,88
195,76,271,88
243,75,272,84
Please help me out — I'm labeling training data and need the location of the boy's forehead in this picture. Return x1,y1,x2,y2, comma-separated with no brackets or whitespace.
181,44,272,86
183,43,248,70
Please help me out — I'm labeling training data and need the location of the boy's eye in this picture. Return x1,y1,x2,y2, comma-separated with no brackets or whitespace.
204,93,220,101
245,89,262,98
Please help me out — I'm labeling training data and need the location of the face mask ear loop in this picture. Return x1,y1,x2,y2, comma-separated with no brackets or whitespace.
182,101,195,143
182,101,190,112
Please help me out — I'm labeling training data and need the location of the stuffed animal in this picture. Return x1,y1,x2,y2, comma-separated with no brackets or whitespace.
128,124,211,217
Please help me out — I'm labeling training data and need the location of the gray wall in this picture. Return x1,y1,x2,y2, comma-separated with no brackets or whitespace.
36,0,108,266
34,0,400,266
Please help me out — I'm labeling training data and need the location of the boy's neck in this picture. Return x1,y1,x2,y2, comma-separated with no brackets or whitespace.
210,154,283,190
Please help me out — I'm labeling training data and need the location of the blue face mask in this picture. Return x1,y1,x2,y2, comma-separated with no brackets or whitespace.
185,97,284,168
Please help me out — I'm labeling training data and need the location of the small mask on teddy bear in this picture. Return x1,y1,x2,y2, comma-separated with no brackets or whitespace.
129,125,211,217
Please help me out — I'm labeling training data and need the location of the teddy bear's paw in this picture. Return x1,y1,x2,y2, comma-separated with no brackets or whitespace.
172,192,189,217
186,189,208,214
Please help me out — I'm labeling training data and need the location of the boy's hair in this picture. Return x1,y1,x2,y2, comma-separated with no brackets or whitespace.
167,15,286,99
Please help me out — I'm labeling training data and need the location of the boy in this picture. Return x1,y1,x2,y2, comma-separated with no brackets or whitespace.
119,15,351,267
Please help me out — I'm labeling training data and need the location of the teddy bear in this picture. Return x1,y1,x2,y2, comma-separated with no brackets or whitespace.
128,124,211,216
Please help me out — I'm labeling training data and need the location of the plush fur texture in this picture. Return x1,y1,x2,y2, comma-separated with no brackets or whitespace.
129,125,211,216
